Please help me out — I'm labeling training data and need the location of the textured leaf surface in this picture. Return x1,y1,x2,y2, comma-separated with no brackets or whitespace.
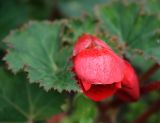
0,67,65,122
3,18,99,92
61,94,97,123
3,21,79,92
95,1,160,63
61,16,99,43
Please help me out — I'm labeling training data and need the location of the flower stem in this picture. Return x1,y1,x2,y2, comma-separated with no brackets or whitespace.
140,63,160,83
140,81,160,95
96,98,124,123
132,99,160,123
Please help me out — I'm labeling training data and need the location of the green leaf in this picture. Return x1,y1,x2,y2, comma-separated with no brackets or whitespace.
3,14,100,92
0,0,55,50
122,99,148,122
95,1,160,63
62,16,99,43
61,94,97,123
3,21,79,92
58,0,109,17
0,67,65,122
119,92,160,123
144,0,160,15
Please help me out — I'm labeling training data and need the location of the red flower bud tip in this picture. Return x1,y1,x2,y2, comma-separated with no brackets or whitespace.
115,61,140,102
72,34,125,101
73,33,112,56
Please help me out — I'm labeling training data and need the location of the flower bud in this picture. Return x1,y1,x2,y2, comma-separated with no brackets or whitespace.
115,61,140,102
73,34,125,101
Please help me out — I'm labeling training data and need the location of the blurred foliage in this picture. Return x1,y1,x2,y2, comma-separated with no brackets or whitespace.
0,67,65,122
0,0,160,123
0,0,55,49
60,94,97,123
119,92,160,123
143,0,160,14
58,0,110,17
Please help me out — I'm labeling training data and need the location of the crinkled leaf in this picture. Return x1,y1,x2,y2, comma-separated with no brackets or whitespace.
61,16,99,44
95,1,160,63
3,15,101,92
0,67,65,122
61,16,121,53
3,14,132,93
3,21,79,92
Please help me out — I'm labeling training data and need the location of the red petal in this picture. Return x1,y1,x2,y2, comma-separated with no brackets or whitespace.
73,34,113,56
115,82,122,88
73,34,92,56
91,35,113,51
79,81,120,101
74,48,124,84
81,81,92,91
116,61,140,102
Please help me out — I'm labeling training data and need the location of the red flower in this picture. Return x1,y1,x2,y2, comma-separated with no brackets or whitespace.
115,61,140,102
47,113,65,123
72,34,125,101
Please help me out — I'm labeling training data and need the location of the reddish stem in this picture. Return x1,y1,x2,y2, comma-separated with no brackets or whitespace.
97,98,123,123
97,78,160,123
98,80,160,113
140,81,160,95
132,99,160,123
98,98,124,111
140,63,160,82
